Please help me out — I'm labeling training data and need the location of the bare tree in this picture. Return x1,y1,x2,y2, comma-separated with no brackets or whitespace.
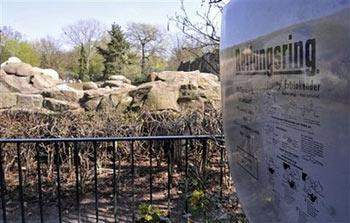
126,23,166,75
33,36,64,70
168,0,227,74
169,0,226,48
0,26,22,41
62,19,106,71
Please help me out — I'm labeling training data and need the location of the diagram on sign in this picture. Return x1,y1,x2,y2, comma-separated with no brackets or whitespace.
302,172,324,203
301,100,322,119
282,162,300,190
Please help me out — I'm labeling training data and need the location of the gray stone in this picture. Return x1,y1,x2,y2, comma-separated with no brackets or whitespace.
82,82,98,90
130,81,179,112
2,63,33,77
30,74,62,90
108,75,131,84
101,80,124,88
17,94,43,108
0,74,38,93
0,69,6,76
42,88,83,103
0,57,21,68
43,98,80,112
82,97,102,111
0,93,17,108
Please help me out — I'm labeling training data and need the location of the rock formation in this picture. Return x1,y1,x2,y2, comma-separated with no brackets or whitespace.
0,57,221,113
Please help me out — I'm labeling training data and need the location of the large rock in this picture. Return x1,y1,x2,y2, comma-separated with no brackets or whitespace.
116,95,133,112
42,86,84,103
101,80,124,88
2,63,33,77
155,71,221,108
1,57,22,68
82,82,98,90
108,89,133,112
31,67,60,80
82,97,102,111
30,74,62,90
129,84,152,110
0,74,38,93
80,85,135,112
0,93,17,109
17,94,43,109
43,98,80,112
130,81,179,112
80,88,113,111
0,69,6,76
42,69,60,80
108,75,131,84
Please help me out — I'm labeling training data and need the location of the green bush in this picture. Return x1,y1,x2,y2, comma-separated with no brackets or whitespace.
137,203,164,223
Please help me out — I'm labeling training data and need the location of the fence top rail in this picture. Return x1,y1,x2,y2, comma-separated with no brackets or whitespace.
0,134,224,143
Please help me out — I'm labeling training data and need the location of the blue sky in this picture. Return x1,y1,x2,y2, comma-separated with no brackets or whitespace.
1,0,219,42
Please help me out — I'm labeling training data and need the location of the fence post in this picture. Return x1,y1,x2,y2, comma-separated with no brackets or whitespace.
0,143,7,223
16,143,25,223
36,143,44,223
55,142,62,223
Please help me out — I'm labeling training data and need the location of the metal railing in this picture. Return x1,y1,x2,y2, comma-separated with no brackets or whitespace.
0,135,226,223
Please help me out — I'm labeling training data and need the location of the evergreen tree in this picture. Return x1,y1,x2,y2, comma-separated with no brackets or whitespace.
78,44,88,81
98,23,129,80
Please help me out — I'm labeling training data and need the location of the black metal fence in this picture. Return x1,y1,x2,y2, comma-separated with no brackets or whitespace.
0,135,226,223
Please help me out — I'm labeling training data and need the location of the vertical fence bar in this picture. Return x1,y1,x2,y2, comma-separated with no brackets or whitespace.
55,142,62,223
74,142,80,222
36,143,44,223
131,141,135,222
0,143,7,223
112,141,117,223
16,143,25,223
201,140,208,187
184,140,189,214
220,144,224,201
93,142,99,222
149,141,153,204
167,143,172,217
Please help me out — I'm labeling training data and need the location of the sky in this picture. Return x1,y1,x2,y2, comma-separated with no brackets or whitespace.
0,0,223,43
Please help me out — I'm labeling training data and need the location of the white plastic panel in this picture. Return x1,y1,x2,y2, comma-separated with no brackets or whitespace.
220,1,350,222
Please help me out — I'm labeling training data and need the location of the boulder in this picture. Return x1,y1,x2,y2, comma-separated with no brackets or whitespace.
17,94,43,109
0,82,11,93
129,84,152,110
0,69,6,76
82,82,98,90
1,57,22,68
109,89,133,112
144,81,180,111
42,69,60,80
81,88,112,100
42,87,84,103
130,81,179,112
152,71,198,84
82,97,102,111
2,63,33,77
155,71,221,107
80,88,112,111
101,80,124,88
0,93,17,109
31,67,60,80
43,98,80,112
30,74,62,90
108,75,131,84
96,95,115,111
116,95,133,112
0,74,38,93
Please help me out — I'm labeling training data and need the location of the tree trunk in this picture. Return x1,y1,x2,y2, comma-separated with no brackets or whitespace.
141,43,146,75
